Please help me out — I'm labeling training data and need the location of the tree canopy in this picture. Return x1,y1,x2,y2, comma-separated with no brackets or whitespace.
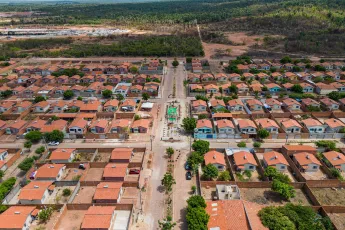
192,140,210,154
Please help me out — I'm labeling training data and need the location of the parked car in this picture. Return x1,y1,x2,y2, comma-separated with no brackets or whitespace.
186,171,192,180
48,141,60,146
185,163,192,170
129,169,141,174
79,164,86,170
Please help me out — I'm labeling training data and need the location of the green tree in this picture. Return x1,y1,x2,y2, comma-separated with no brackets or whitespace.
142,92,150,101
186,206,209,230
253,142,261,148
237,141,246,147
291,84,303,93
292,66,302,72
202,164,218,180
182,117,197,133
24,141,32,151
187,195,206,208
34,96,46,103
228,84,238,94
0,170,4,180
18,157,34,172
129,66,138,74
161,172,176,194
38,207,53,223
63,90,74,99
158,216,176,230
51,115,59,121
35,146,45,154
0,177,16,200
102,89,113,98
314,65,326,71
116,93,124,101
172,58,179,67
192,140,210,154
0,205,8,214
272,179,295,200
45,130,64,142
166,147,174,158
62,188,71,196
218,171,231,181
187,152,204,173
25,130,42,143
280,56,292,64
1,90,13,98
259,206,295,230
257,129,270,139
77,96,83,101
315,140,336,151
198,114,208,120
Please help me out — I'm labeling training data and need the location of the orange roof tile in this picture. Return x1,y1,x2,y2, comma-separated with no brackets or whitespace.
192,100,207,107
323,151,345,167
217,119,234,129
35,164,65,179
263,151,288,166
233,151,258,166
237,119,257,129
256,118,279,129
86,206,116,215
281,118,302,129
302,118,322,127
18,181,53,200
104,99,119,107
132,119,150,129
324,118,345,128
197,119,212,129
103,163,128,178
294,152,321,166
111,119,130,128
49,148,75,161
204,150,226,166
111,148,133,160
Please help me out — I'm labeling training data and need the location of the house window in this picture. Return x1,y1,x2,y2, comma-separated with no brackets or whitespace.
78,129,82,132
318,128,323,131
281,166,286,169
249,166,254,169
250,129,254,132
313,166,318,169
218,166,223,169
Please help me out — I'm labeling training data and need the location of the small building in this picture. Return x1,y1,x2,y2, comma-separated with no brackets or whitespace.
216,119,235,134
102,163,128,181
315,83,337,95
69,118,88,134
263,151,289,171
18,181,54,204
233,151,258,171
0,206,37,230
301,118,324,133
110,119,130,133
104,99,119,112
255,118,279,134
81,206,117,230
281,118,302,133
32,101,50,113
237,119,257,134
90,119,109,134
110,148,133,163
265,98,281,111
93,182,123,203
131,119,150,133
5,120,27,135
35,164,66,181
246,99,263,111
204,150,226,171
49,148,76,163
0,149,9,161
210,99,226,110
282,145,317,156
282,98,301,111
323,151,345,171
227,99,244,112
120,99,136,112
196,119,213,134
320,98,340,111
324,118,345,133
215,185,240,200
265,83,281,92
293,152,321,172
192,100,207,113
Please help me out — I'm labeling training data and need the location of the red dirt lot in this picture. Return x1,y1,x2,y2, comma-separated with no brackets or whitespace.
72,186,96,204
83,168,104,181
56,210,86,230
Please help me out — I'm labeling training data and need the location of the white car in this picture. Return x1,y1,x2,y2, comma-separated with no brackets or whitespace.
48,141,60,146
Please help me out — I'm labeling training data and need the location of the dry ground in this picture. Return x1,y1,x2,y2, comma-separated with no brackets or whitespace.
83,168,104,181
46,186,75,204
56,210,86,230
94,152,110,162
29,211,60,230
240,188,312,206
312,188,345,206
72,186,96,204
63,168,85,181
328,213,345,230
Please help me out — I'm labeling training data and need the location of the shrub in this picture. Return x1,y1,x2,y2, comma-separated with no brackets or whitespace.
253,142,261,148
202,164,218,180
35,146,45,154
218,171,231,181
62,188,71,197
0,177,16,201
25,131,42,143
18,157,35,172
38,207,53,223
315,140,336,151
237,141,246,147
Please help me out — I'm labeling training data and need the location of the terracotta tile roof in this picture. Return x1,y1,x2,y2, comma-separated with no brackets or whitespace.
132,119,150,129
323,151,345,168
33,101,50,108
210,99,225,107
315,82,336,90
302,118,322,127
213,113,232,118
265,98,280,106
242,200,268,230
237,83,248,88
7,120,26,130
49,148,75,161
330,82,344,89
27,119,46,129
69,118,88,129
204,150,226,166
197,119,212,129
103,163,128,178
283,98,300,106
68,100,85,108
324,118,345,128
285,72,296,78
0,101,15,109
86,206,116,215
271,72,282,77
82,215,113,229
256,118,279,129
204,84,218,90
233,151,258,166
257,72,268,78
111,119,130,128
263,151,288,166
18,181,53,200
192,100,207,107
104,99,119,107
80,101,101,111
121,99,136,107
300,82,313,88
320,97,338,106
281,118,302,128
265,83,281,89
237,119,257,129
111,148,133,161
283,145,316,151
282,83,294,89
90,119,108,129
0,206,36,229
294,152,321,166
228,99,244,107
301,98,319,106
16,101,32,108
246,99,262,107
35,164,65,179
217,119,234,129
94,182,123,200
190,84,203,91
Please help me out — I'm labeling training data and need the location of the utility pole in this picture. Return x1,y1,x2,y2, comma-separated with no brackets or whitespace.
150,135,155,151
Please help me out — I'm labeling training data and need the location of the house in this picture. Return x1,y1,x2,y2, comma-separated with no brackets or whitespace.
216,119,235,134
201,74,214,82
130,85,143,94
14,101,32,113
110,119,130,133
236,83,249,93
324,118,345,133
243,72,255,80
5,120,27,135
263,151,289,171
238,64,250,73
32,101,50,113
282,98,301,111
81,206,117,230
256,72,269,81
246,99,263,111
114,84,130,96
301,98,320,110
315,82,337,95
49,148,76,163
297,72,312,81
284,72,298,81
325,71,340,80
0,121,6,131
284,63,294,71
35,164,66,181
265,98,281,111
271,72,283,80
143,83,159,94
282,82,294,91
93,182,124,203
204,84,218,94
188,73,200,83
299,83,314,93
104,99,119,112
90,119,109,133
250,82,263,92
330,82,345,92
96,75,108,83
210,99,226,110
68,75,81,84
258,63,270,71
42,75,55,84
102,163,128,181
80,75,94,84
53,85,71,96
227,99,244,112
196,119,213,134
215,73,227,82
51,101,68,113
233,151,258,171
0,101,15,113
57,75,69,84
192,100,207,113
204,150,226,171
0,206,37,229
69,118,88,134
131,119,150,133
323,151,345,171
110,148,133,163
281,118,302,133
26,119,46,132
255,118,279,134
302,118,325,133
108,75,122,84
265,83,281,92
320,98,340,111
113,98,132,111
122,74,134,83
228,73,241,82
237,119,257,134
18,181,54,204
293,152,321,172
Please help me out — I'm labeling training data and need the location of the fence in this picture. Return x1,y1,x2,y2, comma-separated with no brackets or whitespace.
68,181,81,203
2,183,21,204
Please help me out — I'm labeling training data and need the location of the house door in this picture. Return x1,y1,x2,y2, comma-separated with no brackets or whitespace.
291,129,294,133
